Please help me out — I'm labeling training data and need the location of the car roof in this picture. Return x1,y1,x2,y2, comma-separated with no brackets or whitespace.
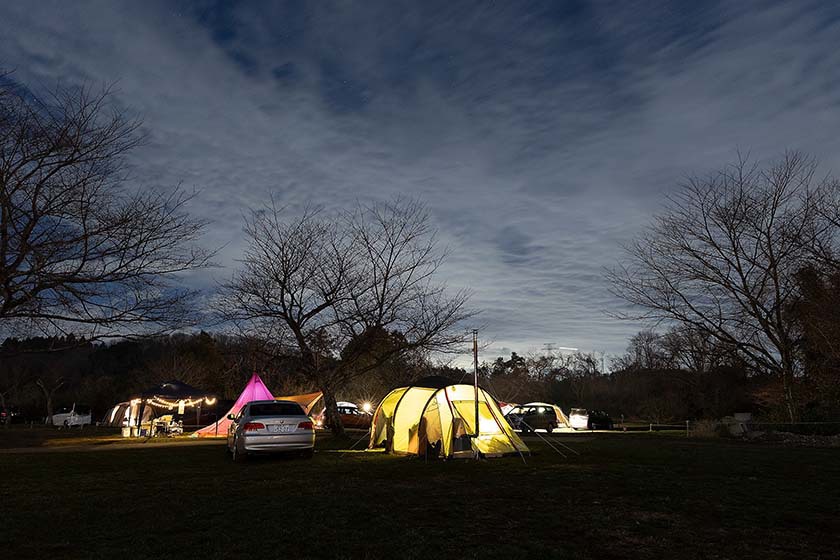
248,399,298,405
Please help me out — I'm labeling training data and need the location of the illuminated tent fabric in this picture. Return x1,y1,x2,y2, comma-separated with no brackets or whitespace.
369,376,529,458
275,391,323,414
103,401,152,427
193,373,274,437
523,401,570,428
131,380,215,431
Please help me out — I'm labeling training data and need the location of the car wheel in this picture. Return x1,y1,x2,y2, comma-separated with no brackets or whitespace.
545,423,555,434
232,440,247,463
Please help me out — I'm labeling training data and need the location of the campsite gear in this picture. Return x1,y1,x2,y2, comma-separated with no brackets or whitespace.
227,400,315,461
104,400,153,430
369,376,529,459
193,373,274,437
274,391,323,415
152,415,184,437
111,380,215,437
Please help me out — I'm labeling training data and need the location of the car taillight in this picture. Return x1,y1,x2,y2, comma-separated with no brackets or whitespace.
298,421,313,430
243,422,265,432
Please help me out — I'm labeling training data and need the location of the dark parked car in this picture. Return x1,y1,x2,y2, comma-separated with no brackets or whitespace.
505,404,562,433
587,411,614,430
570,408,614,430
313,402,372,430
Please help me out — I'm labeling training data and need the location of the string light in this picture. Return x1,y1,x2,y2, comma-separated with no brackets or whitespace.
147,397,208,410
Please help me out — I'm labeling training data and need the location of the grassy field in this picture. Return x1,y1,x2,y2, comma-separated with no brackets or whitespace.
1,431,838,559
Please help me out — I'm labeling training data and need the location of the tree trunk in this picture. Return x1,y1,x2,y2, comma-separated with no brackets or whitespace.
320,387,345,437
44,394,54,425
36,379,62,425
779,351,798,423
781,369,797,423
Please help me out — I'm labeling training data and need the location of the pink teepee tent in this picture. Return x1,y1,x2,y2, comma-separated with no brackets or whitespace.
193,373,275,437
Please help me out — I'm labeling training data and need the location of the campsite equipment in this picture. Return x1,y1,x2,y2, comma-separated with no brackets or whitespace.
117,380,216,437
274,391,323,415
103,400,153,428
193,373,274,437
369,376,529,459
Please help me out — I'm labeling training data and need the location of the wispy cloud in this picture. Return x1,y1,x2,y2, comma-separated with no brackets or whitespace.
2,0,840,360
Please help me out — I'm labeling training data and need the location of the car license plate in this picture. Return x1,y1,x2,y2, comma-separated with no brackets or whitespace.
271,424,292,433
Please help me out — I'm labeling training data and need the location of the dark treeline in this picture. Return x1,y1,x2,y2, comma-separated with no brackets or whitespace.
0,332,465,423
0,327,817,425
478,311,840,423
475,347,756,424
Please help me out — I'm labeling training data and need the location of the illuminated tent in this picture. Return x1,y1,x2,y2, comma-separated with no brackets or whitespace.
125,380,216,435
103,401,153,427
193,373,274,437
275,391,323,414
522,401,570,428
369,376,529,459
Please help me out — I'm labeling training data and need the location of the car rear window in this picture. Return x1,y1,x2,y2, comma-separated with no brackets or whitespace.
249,403,304,417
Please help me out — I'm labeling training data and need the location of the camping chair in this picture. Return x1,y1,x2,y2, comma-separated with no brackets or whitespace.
153,415,173,437
168,420,184,436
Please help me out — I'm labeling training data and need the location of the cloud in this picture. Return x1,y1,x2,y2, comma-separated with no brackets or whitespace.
2,0,840,361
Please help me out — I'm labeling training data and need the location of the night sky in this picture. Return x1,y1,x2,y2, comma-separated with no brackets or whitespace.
2,1,840,361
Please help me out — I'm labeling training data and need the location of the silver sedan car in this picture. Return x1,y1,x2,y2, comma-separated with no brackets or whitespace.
227,400,315,462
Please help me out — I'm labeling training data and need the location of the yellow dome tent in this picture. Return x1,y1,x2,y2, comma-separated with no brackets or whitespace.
369,376,529,459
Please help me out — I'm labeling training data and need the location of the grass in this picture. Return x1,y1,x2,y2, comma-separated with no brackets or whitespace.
1,431,838,559
0,425,128,449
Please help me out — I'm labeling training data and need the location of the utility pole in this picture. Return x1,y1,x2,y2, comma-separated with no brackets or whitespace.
473,329,479,439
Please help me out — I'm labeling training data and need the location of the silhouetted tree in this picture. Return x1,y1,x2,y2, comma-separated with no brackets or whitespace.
609,152,838,421
219,198,472,435
0,73,212,341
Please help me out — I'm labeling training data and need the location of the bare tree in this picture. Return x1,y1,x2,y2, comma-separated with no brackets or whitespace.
219,198,472,435
611,329,672,371
608,152,838,421
0,75,212,341
659,324,740,374
35,375,64,425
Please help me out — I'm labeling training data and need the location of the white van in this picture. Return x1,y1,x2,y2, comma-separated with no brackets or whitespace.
52,404,92,427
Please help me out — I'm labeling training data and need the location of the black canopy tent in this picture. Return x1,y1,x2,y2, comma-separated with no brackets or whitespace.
132,380,217,435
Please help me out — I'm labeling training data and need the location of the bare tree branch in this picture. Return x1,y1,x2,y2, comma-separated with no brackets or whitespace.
0,73,214,340
607,151,839,421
